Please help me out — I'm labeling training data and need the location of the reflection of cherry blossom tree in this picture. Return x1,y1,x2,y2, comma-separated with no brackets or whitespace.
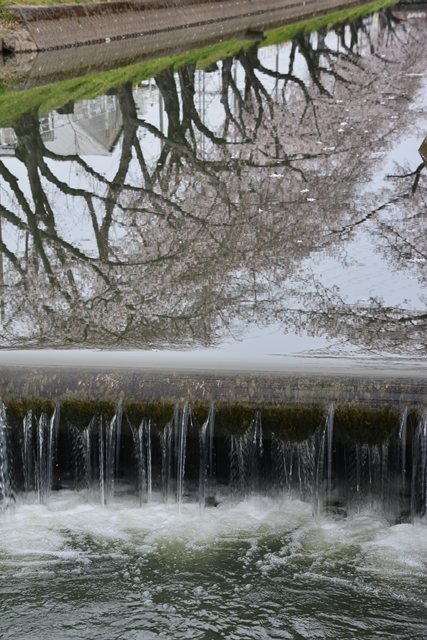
364,143,427,298
0,9,426,353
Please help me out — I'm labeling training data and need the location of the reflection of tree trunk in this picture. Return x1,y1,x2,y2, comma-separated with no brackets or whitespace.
1,115,58,288
237,46,272,128
14,109,56,230
295,33,330,97
221,56,245,138
96,82,139,261
155,68,184,144
179,64,227,146
420,136,427,168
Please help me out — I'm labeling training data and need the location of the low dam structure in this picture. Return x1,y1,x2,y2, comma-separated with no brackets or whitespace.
1,367,427,521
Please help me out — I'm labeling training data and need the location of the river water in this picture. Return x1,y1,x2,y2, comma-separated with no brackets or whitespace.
1,494,427,638
1,5,427,638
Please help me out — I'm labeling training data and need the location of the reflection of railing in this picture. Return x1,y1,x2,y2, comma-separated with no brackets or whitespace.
73,95,118,123
40,114,55,142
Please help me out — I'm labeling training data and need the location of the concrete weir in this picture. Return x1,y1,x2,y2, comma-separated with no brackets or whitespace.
1,365,427,443
2,0,378,55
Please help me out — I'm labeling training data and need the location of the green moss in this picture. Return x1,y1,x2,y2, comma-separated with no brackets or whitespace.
0,393,410,444
216,404,257,436
123,400,175,430
0,0,395,126
262,405,324,441
60,399,109,430
334,405,400,444
190,403,211,428
2,393,56,419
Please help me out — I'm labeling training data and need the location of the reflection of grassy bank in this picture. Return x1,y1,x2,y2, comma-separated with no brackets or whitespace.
0,0,394,126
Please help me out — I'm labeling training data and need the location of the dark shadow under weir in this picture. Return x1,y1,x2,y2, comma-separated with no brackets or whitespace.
1,396,427,523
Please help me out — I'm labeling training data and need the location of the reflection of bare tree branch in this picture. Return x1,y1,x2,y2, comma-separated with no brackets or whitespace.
387,162,425,194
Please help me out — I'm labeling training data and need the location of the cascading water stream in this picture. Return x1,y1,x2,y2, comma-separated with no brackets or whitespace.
208,404,215,495
1,400,427,522
47,405,60,502
0,402,12,510
130,417,153,505
22,410,35,495
412,409,427,520
326,403,334,503
115,399,123,478
36,413,49,505
199,416,208,512
399,406,408,498
105,413,116,505
99,414,105,506
177,402,189,512
161,418,173,502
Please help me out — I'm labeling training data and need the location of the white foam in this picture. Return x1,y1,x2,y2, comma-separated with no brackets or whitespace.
1,492,427,589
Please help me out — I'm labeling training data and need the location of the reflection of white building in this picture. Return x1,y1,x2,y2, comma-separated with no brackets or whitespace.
0,94,124,157
42,95,123,156
0,128,17,155
0,85,163,157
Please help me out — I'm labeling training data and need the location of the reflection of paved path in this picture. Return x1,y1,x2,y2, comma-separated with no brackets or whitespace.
4,0,375,53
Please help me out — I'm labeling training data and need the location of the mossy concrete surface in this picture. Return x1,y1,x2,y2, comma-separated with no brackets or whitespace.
1,365,426,441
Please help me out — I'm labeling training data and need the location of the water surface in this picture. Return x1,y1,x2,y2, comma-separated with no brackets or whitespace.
0,9,426,373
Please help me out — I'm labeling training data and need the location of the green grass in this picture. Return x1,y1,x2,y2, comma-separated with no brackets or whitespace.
0,0,396,127
261,0,396,47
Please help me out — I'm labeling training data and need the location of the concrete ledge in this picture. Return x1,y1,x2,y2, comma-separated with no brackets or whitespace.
1,365,427,406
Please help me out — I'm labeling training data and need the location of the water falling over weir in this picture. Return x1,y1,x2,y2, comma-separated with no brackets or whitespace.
1,399,427,522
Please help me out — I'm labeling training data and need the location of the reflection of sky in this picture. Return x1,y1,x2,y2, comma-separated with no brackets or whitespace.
309,231,424,309
2,330,427,376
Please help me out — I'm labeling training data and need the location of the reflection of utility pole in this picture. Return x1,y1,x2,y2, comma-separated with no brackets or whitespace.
198,70,206,160
234,60,237,144
275,44,279,102
159,93,164,150
202,71,206,160
0,196,4,323
198,70,202,157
